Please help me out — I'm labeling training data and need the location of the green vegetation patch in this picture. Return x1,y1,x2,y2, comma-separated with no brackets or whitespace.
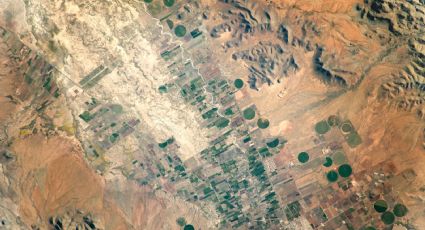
156,163,166,176
243,108,256,120
327,115,340,127
347,132,362,148
202,107,218,119
243,136,251,143
159,138,174,148
159,85,167,93
364,227,376,230
259,147,271,157
158,142,167,149
393,203,408,217
174,25,186,37
284,201,301,221
54,89,60,98
381,211,395,225
341,122,353,133
166,19,174,29
215,117,230,129
203,187,213,195
79,111,94,122
183,224,195,230
166,137,175,145
332,150,348,165
190,29,202,38
326,170,338,182
163,0,175,7
43,77,52,91
25,74,33,84
266,139,279,148
109,133,119,143
144,0,153,3
250,161,266,178
176,217,186,226
323,157,333,167
224,107,234,116
257,118,270,129
234,79,244,89
374,200,388,213
315,120,330,134
298,152,309,163
338,164,353,177
174,165,185,172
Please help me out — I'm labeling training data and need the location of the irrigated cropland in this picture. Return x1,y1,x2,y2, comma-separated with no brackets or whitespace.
0,0,424,229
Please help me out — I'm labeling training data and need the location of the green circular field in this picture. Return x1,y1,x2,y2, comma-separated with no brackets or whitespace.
374,200,388,213
327,115,340,127
315,120,330,134
341,122,353,133
326,170,338,182
323,157,333,167
298,152,309,163
174,25,186,37
338,164,352,177
184,224,195,230
243,108,256,120
234,79,244,89
257,118,270,129
266,139,279,148
347,132,362,147
144,0,153,3
393,203,408,217
163,0,175,7
381,211,395,225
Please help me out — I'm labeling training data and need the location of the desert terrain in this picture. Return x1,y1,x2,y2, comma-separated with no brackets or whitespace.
0,0,424,229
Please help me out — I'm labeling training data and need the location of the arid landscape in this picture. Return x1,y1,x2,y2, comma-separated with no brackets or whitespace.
0,0,424,229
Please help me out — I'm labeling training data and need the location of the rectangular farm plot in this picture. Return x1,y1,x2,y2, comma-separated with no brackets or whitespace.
79,65,113,89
